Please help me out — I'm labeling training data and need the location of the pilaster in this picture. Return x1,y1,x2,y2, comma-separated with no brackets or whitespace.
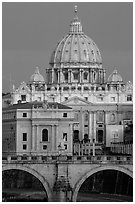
51,124,55,152
32,125,36,152
88,111,92,142
93,112,97,141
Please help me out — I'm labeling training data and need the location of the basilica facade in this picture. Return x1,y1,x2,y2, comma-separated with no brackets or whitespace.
2,7,133,155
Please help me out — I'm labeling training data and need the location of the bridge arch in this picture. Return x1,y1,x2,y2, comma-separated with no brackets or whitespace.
2,164,52,201
72,165,133,202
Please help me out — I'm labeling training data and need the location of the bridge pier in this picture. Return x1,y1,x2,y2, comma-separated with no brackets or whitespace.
52,160,72,201
52,177,72,201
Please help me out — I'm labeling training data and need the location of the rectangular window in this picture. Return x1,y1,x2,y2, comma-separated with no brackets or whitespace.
63,113,67,117
84,87,89,91
63,133,67,141
23,113,27,117
23,133,27,141
100,97,103,101
84,97,88,101
111,97,115,102
65,97,68,101
43,145,47,150
38,97,41,101
21,95,26,101
64,144,67,150
98,97,103,102
23,144,27,150
127,95,132,101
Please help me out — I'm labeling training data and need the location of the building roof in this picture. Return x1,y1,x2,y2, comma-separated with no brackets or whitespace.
2,93,11,99
2,101,72,111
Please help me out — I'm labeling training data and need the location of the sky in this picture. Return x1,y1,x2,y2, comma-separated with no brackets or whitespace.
2,2,133,92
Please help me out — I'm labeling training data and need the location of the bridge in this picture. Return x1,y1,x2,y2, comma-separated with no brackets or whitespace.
2,154,133,202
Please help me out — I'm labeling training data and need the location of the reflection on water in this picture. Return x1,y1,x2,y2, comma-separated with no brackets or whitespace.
3,170,48,202
77,192,133,202
2,190,48,202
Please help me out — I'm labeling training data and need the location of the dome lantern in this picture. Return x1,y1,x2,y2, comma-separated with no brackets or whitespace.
69,5,83,34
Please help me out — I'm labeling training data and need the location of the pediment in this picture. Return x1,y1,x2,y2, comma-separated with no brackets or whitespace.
62,96,93,106
15,81,31,94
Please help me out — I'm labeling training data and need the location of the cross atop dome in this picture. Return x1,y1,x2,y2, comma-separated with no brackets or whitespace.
74,5,78,14
74,5,79,20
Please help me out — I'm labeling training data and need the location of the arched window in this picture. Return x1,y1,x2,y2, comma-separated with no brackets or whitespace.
111,113,115,122
42,129,48,142
84,134,89,143
73,130,79,143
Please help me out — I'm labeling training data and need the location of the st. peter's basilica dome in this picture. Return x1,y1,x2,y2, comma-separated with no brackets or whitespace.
50,6,102,69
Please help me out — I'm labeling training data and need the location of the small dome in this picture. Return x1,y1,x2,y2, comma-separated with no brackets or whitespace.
30,67,45,83
50,6,102,68
107,69,123,83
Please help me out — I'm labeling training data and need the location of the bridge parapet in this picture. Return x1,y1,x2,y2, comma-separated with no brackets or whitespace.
2,155,133,165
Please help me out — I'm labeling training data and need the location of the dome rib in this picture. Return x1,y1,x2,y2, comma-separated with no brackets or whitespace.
53,35,69,65
77,34,82,63
61,35,71,63
70,34,75,62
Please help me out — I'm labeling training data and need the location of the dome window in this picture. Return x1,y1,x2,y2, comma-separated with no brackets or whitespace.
74,50,77,53
82,41,84,45
71,86,76,90
84,72,88,80
63,87,69,91
84,86,89,91
73,73,79,80
93,72,96,80
91,50,94,55
64,73,68,81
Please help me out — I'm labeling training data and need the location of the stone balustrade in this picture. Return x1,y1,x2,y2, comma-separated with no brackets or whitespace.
2,154,133,164
110,143,133,155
